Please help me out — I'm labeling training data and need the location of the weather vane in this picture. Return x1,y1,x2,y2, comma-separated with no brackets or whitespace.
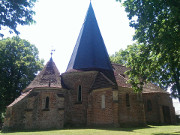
51,49,55,58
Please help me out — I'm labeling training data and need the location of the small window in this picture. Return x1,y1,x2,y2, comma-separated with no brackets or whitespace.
101,95,105,109
147,100,152,111
77,85,82,102
126,93,130,107
45,97,49,109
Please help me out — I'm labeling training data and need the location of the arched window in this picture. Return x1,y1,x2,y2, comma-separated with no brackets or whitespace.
45,97,49,109
126,93,130,107
147,100,152,111
77,85,82,102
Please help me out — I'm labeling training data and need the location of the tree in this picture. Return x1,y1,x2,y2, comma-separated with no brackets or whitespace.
0,0,37,37
115,0,180,100
110,44,148,92
110,49,128,65
0,36,43,123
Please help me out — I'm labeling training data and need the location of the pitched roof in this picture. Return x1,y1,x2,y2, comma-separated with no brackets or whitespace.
25,58,62,90
66,2,113,73
112,63,167,93
143,83,168,93
8,89,33,107
91,72,115,90
112,64,131,88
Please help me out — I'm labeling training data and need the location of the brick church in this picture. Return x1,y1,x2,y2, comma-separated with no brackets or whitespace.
3,2,176,130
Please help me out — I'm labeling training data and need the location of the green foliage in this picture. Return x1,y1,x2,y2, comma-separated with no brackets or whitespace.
0,112,5,124
0,0,37,37
116,0,180,100
111,44,146,92
0,36,43,115
110,49,129,65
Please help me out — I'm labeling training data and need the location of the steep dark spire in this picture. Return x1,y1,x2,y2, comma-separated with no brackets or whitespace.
66,2,116,84
66,2,113,72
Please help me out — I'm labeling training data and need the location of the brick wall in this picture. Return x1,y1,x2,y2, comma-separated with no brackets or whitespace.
87,88,114,126
30,89,64,129
118,87,146,127
143,93,176,124
3,88,65,130
62,71,97,126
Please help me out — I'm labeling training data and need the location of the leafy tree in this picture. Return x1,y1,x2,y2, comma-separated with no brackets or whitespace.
111,42,180,100
111,44,147,91
0,0,37,37
0,36,44,123
110,49,128,65
115,0,180,100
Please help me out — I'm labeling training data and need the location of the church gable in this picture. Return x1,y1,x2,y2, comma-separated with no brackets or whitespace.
91,72,115,90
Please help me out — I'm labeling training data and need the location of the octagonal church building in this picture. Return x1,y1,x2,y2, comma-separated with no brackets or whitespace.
3,2,176,130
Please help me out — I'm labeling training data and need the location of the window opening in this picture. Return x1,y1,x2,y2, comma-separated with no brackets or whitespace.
77,85,82,102
45,97,49,109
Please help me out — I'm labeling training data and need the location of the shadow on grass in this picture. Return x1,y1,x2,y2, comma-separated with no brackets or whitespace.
1,128,61,134
1,125,153,133
2,124,180,134
153,131,180,135
91,125,153,132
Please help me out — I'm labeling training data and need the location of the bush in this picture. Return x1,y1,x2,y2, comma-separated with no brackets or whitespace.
0,112,5,129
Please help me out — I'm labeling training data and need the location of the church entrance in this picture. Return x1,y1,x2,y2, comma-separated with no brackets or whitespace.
162,105,171,124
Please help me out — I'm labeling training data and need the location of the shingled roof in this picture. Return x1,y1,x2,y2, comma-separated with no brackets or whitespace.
66,2,113,73
112,63,168,93
25,58,62,91
91,72,115,90
8,89,32,107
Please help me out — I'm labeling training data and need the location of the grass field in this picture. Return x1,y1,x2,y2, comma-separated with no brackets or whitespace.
1,124,180,135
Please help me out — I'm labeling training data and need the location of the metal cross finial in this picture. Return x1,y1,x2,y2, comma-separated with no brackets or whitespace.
51,49,55,58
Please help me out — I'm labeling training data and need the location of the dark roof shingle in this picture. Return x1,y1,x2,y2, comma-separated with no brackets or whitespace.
112,63,167,93
25,58,62,90
66,2,113,74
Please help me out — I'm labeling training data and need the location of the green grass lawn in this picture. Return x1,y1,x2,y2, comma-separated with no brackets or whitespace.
1,125,180,135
